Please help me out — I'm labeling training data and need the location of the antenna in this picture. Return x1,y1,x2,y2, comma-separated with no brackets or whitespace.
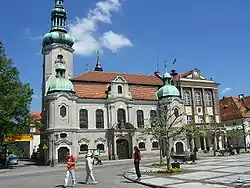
85,63,88,72
156,56,159,73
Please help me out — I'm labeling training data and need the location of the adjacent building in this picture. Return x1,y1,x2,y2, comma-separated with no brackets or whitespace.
40,0,221,165
219,95,250,148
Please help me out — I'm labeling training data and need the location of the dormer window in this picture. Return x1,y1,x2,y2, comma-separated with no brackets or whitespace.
118,85,122,94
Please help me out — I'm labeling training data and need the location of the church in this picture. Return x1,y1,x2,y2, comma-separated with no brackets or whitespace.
40,0,221,165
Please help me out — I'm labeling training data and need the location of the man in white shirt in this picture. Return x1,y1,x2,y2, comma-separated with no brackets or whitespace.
85,152,98,184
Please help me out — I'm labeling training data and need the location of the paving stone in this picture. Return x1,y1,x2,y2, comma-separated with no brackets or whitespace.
170,171,231,180
212,166,250,173
168,182,232,188
141,177,185,186
206,174,250,185
183,165,227,171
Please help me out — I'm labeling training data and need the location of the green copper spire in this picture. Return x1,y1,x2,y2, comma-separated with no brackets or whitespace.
51,0,67,33
156,63,180,99
42,0,74,48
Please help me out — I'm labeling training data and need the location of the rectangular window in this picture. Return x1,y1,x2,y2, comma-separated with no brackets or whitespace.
198,115,204,123
209,116,214,123
187,115,193,124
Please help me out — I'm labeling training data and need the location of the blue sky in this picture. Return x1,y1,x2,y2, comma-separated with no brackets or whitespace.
0,0,249,112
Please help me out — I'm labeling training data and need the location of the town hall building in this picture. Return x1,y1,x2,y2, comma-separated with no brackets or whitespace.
40,0,221,165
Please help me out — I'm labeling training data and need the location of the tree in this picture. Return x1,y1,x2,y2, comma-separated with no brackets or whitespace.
202,123,226,156
143,107,184,170
0,41,33,147
185,123,202,152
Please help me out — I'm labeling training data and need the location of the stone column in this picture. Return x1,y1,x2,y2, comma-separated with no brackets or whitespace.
212,89,219,119
202,88,207,122
218,136,223,149
191,138,195,151
203,137,207,150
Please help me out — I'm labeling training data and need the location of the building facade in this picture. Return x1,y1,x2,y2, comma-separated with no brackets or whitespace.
220,95,250,148
40,0,221,164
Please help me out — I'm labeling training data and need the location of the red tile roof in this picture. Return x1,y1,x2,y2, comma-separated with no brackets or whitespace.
74,83,159,101
74,84,109,99
72,71,163,86
31,111,41,121
219,96,250,121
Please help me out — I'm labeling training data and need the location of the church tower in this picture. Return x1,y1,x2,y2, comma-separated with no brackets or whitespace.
41,0,74,97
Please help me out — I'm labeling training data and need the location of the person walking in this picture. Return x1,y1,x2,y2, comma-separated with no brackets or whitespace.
64,152,76,187
85,152,98,184
133,146,141,181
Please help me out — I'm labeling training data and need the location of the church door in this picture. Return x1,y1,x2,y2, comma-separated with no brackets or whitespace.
58,147,69,163
175,142,184,154
116,139,129,159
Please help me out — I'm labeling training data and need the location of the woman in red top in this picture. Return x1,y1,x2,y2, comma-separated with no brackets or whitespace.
133,146,141,181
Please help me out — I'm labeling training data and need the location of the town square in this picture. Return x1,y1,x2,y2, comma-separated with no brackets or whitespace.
0,0,250,187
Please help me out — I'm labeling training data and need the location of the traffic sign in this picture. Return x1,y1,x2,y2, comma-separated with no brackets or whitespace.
43,144,48,150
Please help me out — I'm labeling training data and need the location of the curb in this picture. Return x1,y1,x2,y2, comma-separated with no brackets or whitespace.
123,172,168,188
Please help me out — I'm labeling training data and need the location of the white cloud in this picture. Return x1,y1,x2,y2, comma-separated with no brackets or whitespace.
68,0,132,56
100,31,132,52
32,94,40,100
221,87,232,94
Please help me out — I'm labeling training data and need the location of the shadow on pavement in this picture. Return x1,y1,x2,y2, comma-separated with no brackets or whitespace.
55,185,65,188
120,180,134,184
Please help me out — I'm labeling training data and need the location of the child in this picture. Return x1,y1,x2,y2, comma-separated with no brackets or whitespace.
64,152,76,187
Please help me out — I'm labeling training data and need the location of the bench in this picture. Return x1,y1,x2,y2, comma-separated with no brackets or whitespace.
171,153,195,163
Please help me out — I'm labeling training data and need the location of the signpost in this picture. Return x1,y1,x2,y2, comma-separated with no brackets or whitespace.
4,134,34,142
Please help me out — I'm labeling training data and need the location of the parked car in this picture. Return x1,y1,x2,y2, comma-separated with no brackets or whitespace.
7,155,18,165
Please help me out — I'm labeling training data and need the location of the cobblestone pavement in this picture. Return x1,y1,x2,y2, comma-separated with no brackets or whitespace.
0,159,153,188
125,154,250,188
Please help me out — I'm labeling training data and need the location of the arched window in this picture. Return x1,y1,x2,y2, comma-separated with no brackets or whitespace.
150,110,157,118
152,142,159,149
118,85,122,94
117,109,126,128
195,91,202,105
97,143,105,152
139,142,145,150
79,109,88,129
174,108,179,118
205,91,212,106
96,109,104,129
60,105,66,118
184,91,191,105
80,144,88,152
137,110,144,129
150,110,157,127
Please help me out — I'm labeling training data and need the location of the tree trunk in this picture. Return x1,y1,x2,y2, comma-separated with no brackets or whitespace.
166,138,171,170
213,133,217,156
159,138,163,164
189,137,193,152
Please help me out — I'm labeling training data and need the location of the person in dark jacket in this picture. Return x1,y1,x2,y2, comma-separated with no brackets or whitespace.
133,146,141,181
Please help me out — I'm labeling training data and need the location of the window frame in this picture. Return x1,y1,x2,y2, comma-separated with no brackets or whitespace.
79,109,88,129
117,85,123,94
60,105,67,118
152,141,159,149
96,143,105,152
184,90,191,105
80,144,88,153
137,110,144,129
138,142,146,150
195,91,202,106
117,109,126,127
96,109,104,129
205,91,213,106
